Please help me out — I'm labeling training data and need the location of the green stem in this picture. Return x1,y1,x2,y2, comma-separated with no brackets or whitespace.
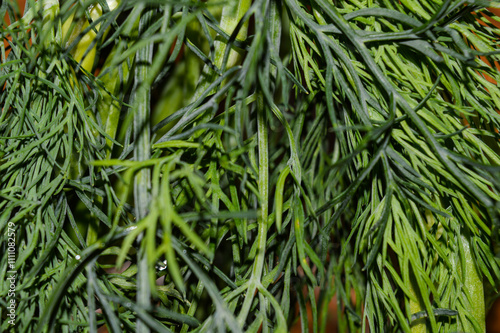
216,1,251,69
409,276,426,333
461,235,485,333
133,7,153,333
98,44,132,157
236,2,281,326
191,0,251,102
237,94,268,326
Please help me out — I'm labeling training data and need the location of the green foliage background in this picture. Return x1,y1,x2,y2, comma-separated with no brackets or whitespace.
3,0,500,332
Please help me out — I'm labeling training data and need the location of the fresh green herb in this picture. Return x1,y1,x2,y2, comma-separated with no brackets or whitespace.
2,0,500,332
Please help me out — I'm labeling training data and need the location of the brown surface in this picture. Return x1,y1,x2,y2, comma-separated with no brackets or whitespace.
488,298,500,333
2,1,25,59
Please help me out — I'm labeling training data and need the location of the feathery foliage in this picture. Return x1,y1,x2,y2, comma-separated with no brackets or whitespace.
2,0,500,332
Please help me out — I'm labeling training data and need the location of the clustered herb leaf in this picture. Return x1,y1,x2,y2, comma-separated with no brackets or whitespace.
2,0,500,332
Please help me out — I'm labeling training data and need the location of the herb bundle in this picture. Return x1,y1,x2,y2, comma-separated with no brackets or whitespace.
2,0,500,332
